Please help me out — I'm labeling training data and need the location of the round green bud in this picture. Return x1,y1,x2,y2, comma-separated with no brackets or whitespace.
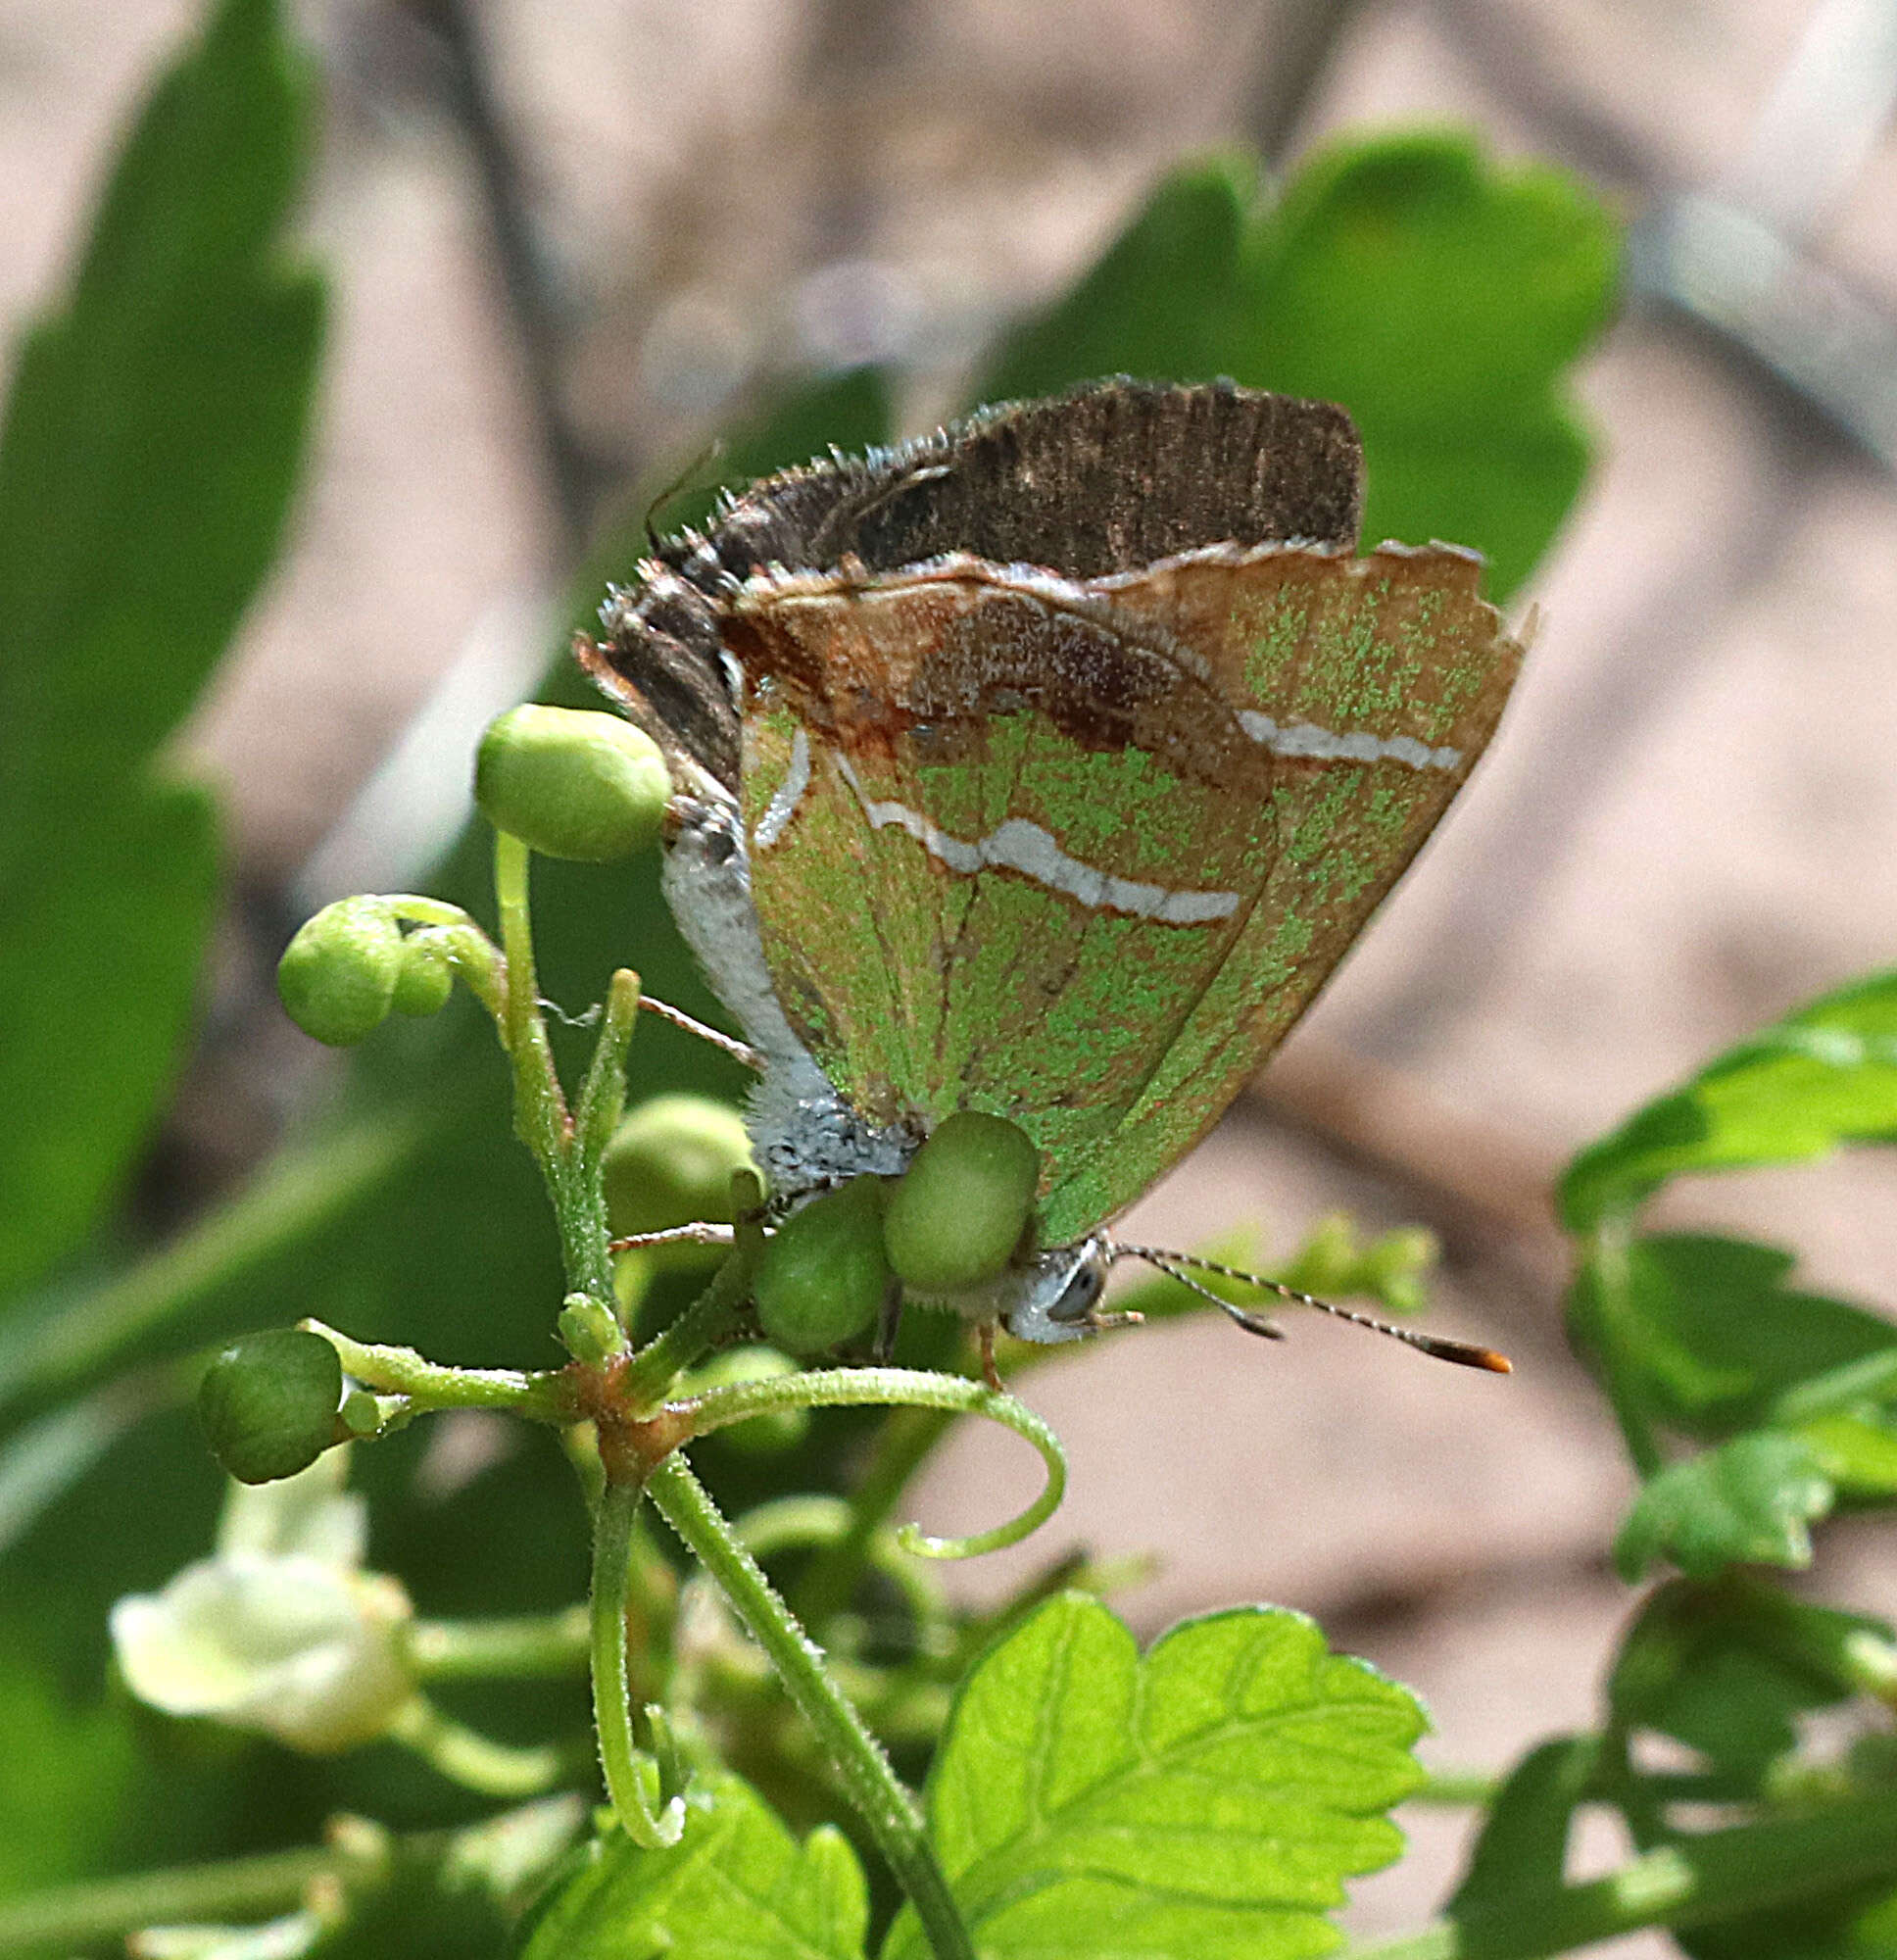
276,899,404,1047
558,1292,626,1367
339,1389,383,1438
755,1177,892,1355
198,1330,343,1485
390,933,454,1018
474,704,669,863
684,1345,809,1454
883,1111,1040,1297
603,1095,756,1273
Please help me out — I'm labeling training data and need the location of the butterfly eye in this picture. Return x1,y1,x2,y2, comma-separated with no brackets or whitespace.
1046,1261,1105,1325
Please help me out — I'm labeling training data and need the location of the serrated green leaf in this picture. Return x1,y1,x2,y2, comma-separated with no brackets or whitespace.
1561,972,1897,1233
518,1776,867,1960
974,134,1618,602
0,0,322,1303
1568,1235,1897,1445
1616,1436,1834,1583
1447,1736,1596,1914
885,1593,1424,1960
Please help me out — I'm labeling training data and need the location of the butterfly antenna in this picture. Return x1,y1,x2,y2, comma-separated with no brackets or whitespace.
643,439,728,552
1114,1244,1511,1373
1128,1251,1285,1340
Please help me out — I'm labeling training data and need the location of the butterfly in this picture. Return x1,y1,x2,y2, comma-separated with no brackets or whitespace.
579,379,1522,1363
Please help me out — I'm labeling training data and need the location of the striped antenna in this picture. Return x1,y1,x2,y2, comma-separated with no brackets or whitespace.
1112,1244,1512,1374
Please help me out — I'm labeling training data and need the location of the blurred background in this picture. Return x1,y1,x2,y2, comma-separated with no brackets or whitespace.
7,0,1897,1943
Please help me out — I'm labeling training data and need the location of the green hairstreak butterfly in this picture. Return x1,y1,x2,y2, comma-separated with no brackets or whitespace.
580,379,1522,1362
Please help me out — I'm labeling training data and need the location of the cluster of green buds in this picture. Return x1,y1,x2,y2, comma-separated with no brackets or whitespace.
276,705,670,1049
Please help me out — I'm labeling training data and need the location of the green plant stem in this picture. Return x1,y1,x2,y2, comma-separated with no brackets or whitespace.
648,1453,975,1960
409,1605,591,1680
494,830,568,1170
689,1365,1066,1559
591,1478,685,1848
793,1404,955,1629
391,1695,572,1798
1346,1787,1897,1960
620,1212,764,1405
302,1320,573,1422
0,1846,331,1955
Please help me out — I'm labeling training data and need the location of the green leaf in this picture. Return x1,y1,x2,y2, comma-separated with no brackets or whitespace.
885,1593,1425,1960
0,1639,137,1899
1609,1580,1891,1781
1616,1435,1834,1583
518,1775,867,1960
1561,972,1897,1233
1245,133,1616,598
1447,1737,1596,1914
1569,1235,1897,1444
0,0,323,1302
975,135,1618,601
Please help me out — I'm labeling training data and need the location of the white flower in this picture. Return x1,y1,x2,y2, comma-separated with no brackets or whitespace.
111,1450,414,1753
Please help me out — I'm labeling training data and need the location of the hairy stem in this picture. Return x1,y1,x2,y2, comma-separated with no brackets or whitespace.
648,1454,974,1960
590,1478,685,1847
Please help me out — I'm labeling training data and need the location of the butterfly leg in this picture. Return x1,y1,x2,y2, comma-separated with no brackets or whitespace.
978,1321,1003,1394
872,1277,904,1362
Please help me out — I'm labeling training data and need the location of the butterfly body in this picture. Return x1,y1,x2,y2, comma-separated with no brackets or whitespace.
581,380,1523,1342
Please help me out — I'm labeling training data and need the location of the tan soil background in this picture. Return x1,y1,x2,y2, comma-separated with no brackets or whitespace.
10,0,1897,1945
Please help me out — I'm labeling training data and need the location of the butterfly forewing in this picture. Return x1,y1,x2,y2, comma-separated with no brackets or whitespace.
1036,542,1524,1240
730,561,1278,1186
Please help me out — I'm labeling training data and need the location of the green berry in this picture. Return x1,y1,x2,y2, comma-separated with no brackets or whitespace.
684,1346,808,1454
603,1095,755,1272
474,705,669,862
198,1330,343,1485
276,899,404,1047
884,1111,1040,1297
390,933,454,1017
755,1177,892,1355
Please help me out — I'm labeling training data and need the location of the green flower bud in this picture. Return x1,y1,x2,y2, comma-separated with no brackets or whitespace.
603,1095,756,1273
474,704,669,862
884,1111,1040,1297
390,932,454,1017
198,1330,343,1485
276,899,404,1047
684,1345,808,1454
558,1292,626,1366
755,1177,891,1355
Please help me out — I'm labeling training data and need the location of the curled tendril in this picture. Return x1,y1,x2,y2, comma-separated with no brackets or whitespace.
685,1366,1067,1559
732,1494,946,1628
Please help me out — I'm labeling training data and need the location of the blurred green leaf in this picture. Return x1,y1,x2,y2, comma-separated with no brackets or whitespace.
518,1775,867,1960
1447,1737,1595,1915
976,134,1618,601
884,1593,1423,1960
1561,972,1897,1234
0,1640,137,1900
1568,1235,1897,1445
1616,1435,1833,1583
1608,1581,1888,1780
0,0,323,1303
